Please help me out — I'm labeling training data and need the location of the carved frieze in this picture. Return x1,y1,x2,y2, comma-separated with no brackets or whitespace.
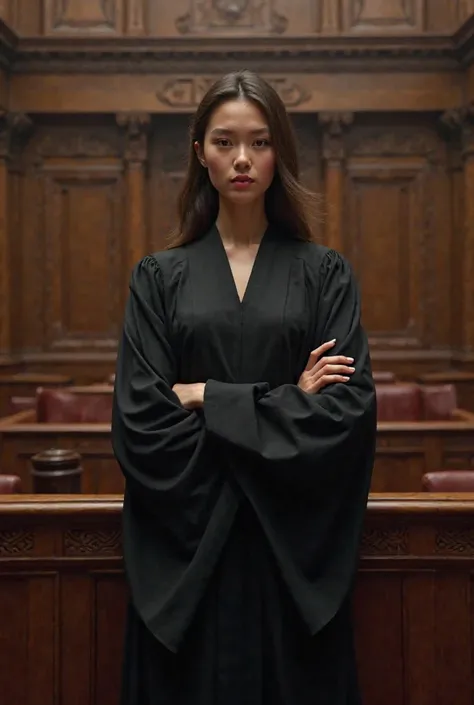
435,529,474,554
175,0,288,34
0,531,35,556
351,131,437,157
64,528,122,556
361,528,409,555
156,76,310,109
44,0,120,34
33,128,120,159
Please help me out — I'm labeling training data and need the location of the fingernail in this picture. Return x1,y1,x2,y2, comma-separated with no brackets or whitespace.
348,367,355,372
343,376,350,381
347,357,354,363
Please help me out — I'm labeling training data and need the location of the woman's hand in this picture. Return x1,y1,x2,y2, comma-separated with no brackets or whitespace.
297,339,355,394
172,382,205,409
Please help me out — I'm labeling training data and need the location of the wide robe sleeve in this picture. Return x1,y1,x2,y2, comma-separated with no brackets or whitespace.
112,256,239,652
203,249,377,636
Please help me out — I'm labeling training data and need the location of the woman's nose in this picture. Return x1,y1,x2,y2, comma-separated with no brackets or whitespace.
233,145,251,168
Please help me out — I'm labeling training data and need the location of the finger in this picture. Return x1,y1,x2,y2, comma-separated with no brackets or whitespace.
313,364,355,377
312,375,351,391
312,355,354,373
304,339,336,371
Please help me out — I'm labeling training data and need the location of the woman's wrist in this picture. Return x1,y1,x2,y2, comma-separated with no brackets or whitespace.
193,382,206,408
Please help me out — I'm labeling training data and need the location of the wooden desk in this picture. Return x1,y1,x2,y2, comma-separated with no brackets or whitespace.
0,494,473,705
374,419,474,491
0,417,121,493
2,412,474,492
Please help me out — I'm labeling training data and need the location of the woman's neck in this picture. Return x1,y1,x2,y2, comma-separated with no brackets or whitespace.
216,201,268,248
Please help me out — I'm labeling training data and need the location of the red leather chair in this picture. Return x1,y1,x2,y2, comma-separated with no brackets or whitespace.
422,471,474,492
376,383,422,421
0,475,22,493
420,384,457,420
36,388,113,423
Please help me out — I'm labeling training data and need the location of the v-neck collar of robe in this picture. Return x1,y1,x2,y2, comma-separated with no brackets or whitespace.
207,223,277,308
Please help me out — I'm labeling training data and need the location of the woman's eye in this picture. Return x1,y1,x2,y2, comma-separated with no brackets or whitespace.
216,138,231,147
254,139,270,148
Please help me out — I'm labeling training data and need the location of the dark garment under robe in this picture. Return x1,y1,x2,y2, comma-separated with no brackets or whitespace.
112,224,377,705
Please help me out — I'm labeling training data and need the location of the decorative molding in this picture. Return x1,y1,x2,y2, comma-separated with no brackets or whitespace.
175,0,288,34
34,128,120,158
347,0,419,30
156,76,310,109
351,131,438,157
361,528,409,555
10,34,458,76
116,112,151,163
64,528,121,556
435,529,474,554
0,530,34,555
44,0,120,35
318,111,354,162
127,0,146,35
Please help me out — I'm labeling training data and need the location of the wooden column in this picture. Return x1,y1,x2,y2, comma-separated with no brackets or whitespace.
0,112,32,364
116,113,150,274
318,112,353,253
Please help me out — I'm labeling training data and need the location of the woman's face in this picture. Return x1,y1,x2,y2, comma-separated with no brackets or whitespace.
196,98,276,206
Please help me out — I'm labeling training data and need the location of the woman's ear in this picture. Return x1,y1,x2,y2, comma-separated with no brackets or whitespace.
194,140,206,167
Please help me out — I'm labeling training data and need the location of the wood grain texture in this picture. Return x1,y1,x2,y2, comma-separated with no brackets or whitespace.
1,494,474,705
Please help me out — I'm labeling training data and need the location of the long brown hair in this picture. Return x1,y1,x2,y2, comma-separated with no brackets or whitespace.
167,70,318,248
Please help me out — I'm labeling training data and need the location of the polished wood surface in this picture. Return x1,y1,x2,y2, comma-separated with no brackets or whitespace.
0,493,474,705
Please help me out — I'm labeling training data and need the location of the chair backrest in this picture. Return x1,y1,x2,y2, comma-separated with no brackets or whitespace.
376,383,422,421
0,475,22,493
420,384,457,420
422,470,474,492
36,388,113,423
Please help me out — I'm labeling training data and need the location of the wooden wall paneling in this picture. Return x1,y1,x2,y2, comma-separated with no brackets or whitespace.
42,163,124,353
319,111,353,253
17,118,126,372
427,0,466,32
344,118,448,361
125,0,146,35
14,0,41,35
43,0,124,36
148,0,464,38
341,0,425,33
116,112,150,275
291,114,324,243
148,114,188,252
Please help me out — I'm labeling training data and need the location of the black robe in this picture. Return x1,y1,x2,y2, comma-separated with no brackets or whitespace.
112,224,377,705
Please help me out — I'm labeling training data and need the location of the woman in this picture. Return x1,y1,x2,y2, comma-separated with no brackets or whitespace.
112,70,376,705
